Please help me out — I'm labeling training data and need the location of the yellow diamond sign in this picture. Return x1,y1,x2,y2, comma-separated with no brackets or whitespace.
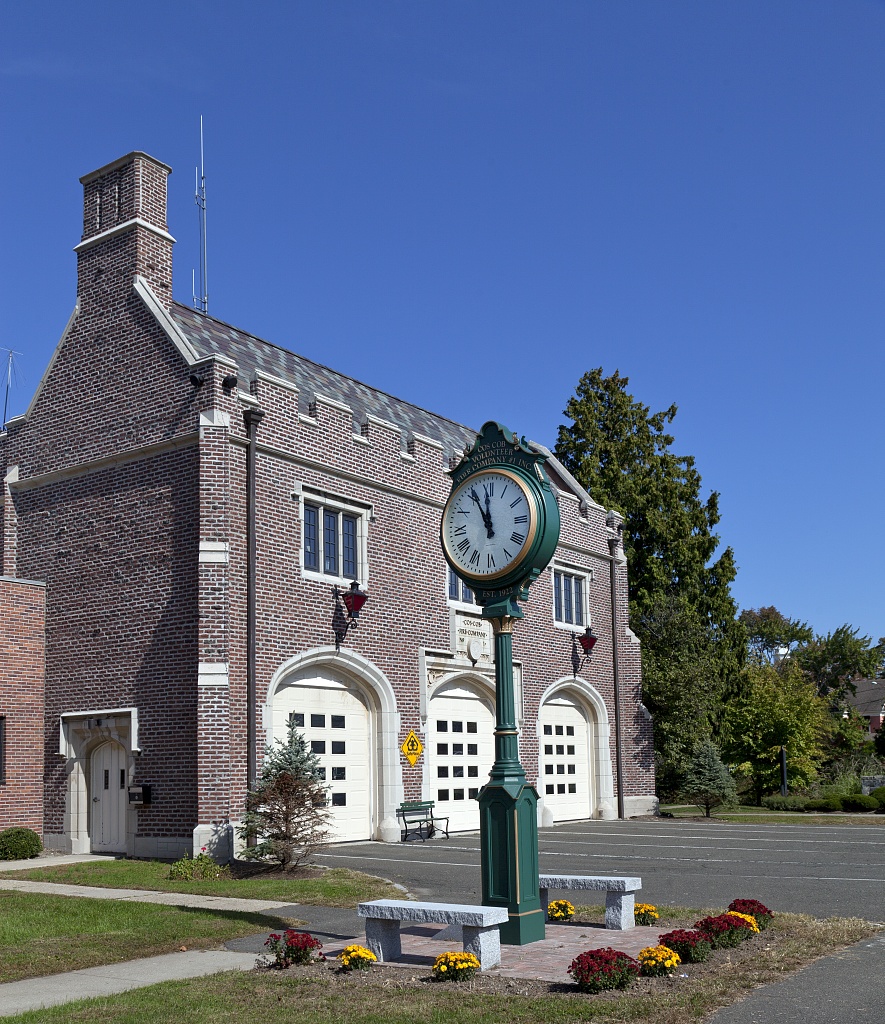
400,730,423,767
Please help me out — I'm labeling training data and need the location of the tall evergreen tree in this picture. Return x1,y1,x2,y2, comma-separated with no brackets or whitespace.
238,720,331,871
681,739,737,817
555,368,745,794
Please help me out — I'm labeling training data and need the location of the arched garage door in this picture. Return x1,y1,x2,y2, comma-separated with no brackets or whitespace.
271,670,373,842
428,683,495,833
538,694,593,822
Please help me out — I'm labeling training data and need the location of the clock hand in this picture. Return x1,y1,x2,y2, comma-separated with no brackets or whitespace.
484,492,495,539
470,488,495,537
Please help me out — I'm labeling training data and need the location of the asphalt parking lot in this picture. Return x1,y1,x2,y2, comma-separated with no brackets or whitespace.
315,817,885,920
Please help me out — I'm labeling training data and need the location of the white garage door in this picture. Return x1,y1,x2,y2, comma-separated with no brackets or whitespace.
272,673,372,842
428,685,495,833
538,695,592,821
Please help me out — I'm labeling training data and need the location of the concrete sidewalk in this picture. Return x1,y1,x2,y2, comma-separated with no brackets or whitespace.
0,876,295,914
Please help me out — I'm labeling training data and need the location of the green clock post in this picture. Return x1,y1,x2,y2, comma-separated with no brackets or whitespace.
441,422,561,944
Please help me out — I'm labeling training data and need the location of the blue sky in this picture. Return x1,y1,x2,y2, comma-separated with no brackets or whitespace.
2,2,883,642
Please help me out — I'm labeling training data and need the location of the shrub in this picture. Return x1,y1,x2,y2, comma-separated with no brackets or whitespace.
681,739,737,817
728,899,773,930
264,929,324,968
638,945,681,977
694,912,756,948
634,903,659,926
547,899,575,922
657,928,712,962
168,847,230,881
842,794,879,812
337,944,376,971
870,785,885,808
0,827,42,860
568,947,639,994
432,951,481,981
761,795,808,812
805,797,843,812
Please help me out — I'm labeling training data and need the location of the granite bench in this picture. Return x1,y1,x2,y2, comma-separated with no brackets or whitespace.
357,899,509,970
539,874,642,930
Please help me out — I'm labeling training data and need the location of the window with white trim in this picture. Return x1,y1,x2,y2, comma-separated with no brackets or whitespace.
552,567,589,627
301,493,367,583
447,566,475,605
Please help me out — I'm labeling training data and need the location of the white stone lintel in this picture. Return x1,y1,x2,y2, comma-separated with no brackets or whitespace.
198,663,230,687
199,541,229,564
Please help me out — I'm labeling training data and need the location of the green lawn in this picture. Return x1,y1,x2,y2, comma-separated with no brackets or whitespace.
0,892,294,984
1,912,876,1024
0,861,404,906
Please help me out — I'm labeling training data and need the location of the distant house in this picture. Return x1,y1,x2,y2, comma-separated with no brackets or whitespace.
0,151,656,859
847,678,884,736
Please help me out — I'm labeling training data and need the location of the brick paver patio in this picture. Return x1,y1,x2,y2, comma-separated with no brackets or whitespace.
327,923,664,983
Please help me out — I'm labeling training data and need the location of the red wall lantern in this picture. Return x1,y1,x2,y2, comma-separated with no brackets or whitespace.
333,581,369,649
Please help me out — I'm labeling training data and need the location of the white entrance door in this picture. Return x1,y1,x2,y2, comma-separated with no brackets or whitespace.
90,740,127,852
538,695,593,821
272,673,372,842
428,685,495,833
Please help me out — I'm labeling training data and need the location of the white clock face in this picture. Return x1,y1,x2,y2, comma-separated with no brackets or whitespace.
442,469,537,580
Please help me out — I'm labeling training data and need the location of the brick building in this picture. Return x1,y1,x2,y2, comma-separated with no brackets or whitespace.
0,151,655,858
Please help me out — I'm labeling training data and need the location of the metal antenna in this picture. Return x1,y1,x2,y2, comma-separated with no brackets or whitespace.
1,348,21,430
193,115,209,313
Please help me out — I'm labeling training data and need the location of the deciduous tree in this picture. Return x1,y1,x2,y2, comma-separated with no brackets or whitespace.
739,606,812,665
794,625,882,704
722,662,826,805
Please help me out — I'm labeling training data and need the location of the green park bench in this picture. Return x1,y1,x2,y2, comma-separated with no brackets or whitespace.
396,800,450,842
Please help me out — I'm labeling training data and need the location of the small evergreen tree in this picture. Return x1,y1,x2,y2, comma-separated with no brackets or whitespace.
238,720,331,870
682,739,737,817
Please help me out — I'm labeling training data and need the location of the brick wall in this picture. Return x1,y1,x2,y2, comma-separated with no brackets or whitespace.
0,577,46,833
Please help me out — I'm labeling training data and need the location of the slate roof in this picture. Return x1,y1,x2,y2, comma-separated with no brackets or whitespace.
170,302,477,456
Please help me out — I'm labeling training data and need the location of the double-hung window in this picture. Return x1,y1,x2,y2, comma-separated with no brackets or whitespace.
447,566,475,605
553,567,588,628
302,495,365,582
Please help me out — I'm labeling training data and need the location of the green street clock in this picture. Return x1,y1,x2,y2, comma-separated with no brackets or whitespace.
441,422,560,611
440,421,561,946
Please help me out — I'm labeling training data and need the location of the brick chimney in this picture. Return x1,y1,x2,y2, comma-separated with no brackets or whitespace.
75,152,175,309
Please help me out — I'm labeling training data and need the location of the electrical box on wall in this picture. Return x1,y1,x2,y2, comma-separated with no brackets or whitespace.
127,784,152,806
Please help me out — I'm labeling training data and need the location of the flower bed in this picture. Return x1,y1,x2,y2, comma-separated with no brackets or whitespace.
657,928,713,963
337,944,377,971
264,930,324,968
638,944,681,977
547,899,575,922
728,898,773,930
567,947,640,993
432,951,481,981
634,902,659,926
694,912,757,948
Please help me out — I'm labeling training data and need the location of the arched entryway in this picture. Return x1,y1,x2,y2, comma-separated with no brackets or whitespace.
265,647,401,843
426,676,495,833
537,679,616,821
